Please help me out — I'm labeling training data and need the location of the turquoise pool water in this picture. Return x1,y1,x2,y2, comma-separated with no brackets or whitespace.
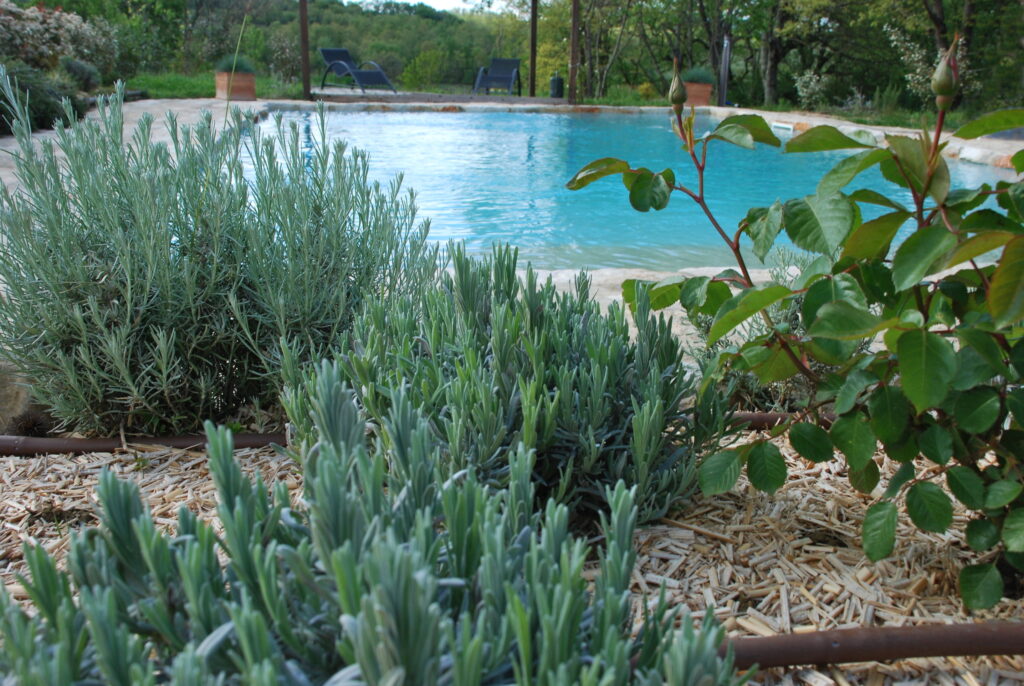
259,109,1016,270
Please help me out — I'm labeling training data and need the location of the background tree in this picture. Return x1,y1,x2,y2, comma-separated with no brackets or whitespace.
15,0,1021,110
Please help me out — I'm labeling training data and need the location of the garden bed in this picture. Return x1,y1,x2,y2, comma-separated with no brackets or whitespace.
1,436,1020,684
632,439,1024,684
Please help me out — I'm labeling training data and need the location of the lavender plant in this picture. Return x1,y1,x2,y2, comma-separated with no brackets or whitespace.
0,373,750,685
568,45,1024,608
0,73,437,435
301,243,736,523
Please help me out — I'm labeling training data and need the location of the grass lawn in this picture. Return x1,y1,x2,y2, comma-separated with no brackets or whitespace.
127,73,474,100
126,72,304,99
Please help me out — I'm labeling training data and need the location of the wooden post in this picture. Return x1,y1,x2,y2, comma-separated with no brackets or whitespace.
299,0,311,99
529,0,538,97
568,0,579,103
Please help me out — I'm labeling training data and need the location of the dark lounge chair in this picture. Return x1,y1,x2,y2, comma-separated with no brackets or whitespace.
472,58,521,96
319,48,397,93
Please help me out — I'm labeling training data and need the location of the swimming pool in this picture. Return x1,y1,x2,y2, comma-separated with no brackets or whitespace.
257,108,1016,270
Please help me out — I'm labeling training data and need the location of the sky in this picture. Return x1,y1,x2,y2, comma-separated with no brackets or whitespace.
423,0,474,10
371,0,513,13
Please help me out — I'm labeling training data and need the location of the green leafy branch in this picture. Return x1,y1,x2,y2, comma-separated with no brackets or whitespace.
567,48,1024,608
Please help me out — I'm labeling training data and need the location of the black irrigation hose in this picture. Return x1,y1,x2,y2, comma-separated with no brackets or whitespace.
724,621,1024,669
721,415,1024,668
0,411,823,456
0,432,286,456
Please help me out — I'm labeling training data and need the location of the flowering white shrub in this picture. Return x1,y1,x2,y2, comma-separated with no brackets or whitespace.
267,24,301,81
883,24,978,103
70,16,120,79
794,70,832,110
0,0,114,72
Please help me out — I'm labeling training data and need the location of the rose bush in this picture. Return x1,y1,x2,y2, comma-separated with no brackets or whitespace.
568,48,1024,609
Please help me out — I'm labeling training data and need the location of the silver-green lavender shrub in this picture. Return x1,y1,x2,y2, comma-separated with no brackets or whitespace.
0,73,437,435
0,370,751,685
299,243,736,523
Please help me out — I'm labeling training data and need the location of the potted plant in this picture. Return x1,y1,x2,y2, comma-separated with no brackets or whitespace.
680,66,715,106
215,55,256,101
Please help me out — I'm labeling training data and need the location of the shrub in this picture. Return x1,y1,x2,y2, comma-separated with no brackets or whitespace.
872,82,902,114
301,244,735,523
401,48,445,90
568,45,1024,608
59,55,100,91
266,24,301,82
0,384,750,684
100,15,162,81
238,25,268,71
0,77,437,435
0,61,85,134
636,81,659,99
593,83,655,106
0,0,111,71
882,24,980,106
793,69,832,110
680,66,715,84
214,54,256,74
72,15,120,82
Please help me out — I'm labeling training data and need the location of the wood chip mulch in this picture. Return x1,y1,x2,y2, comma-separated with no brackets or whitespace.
1,437,1021,685
635,441,1024,685
1,443,302,592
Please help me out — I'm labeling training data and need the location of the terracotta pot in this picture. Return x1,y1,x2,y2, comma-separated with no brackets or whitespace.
215,72,256,101
684,81,713,107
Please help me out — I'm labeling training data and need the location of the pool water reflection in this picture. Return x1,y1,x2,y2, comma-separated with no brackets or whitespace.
256,109,1015,270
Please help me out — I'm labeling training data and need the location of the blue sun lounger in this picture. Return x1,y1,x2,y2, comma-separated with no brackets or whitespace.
319,48,397,93
472,58,521,96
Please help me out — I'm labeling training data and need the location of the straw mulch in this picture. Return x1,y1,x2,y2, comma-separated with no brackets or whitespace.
1,443,301,579
632,436,1024,685
1,437,1021,685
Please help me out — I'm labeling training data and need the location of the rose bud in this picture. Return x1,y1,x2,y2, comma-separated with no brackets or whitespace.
669,57,687,115
931,36,960,110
